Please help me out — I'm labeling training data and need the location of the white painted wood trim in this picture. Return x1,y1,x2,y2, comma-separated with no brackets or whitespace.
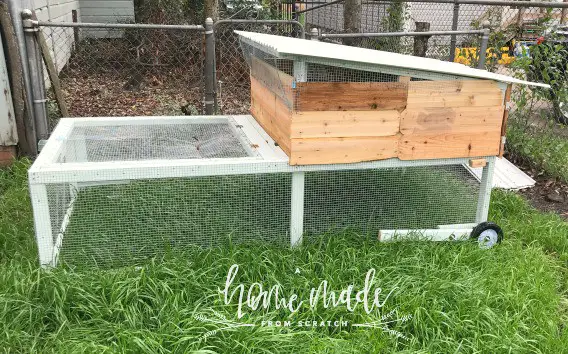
226,116,259,157
29,184,55,267
476,156,496,223
241,115,288,161
29,156,485,184
437,223,477,229
293,60,307,83
70,116,230,126
29,119,75,172
52,189,77,267
231,115,279,160
379,229,472,242
290,171,305,246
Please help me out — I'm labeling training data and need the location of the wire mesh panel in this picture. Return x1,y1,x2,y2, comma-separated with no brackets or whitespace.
46,183,75,245
215,21,303,114
303,165,480,236
29,115,497,268
40,25,204,123
51,173,292,268
57,122,253,163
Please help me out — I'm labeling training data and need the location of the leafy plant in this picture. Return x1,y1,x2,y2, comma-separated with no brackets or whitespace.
526,40,568,124
504,28,568,181
368,0,409,52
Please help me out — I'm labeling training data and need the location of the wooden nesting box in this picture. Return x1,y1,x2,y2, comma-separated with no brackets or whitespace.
237,31,547,165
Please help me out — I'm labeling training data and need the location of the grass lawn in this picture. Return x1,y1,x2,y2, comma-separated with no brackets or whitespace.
1,159,568,353
507,120,568,183
58,166,478,268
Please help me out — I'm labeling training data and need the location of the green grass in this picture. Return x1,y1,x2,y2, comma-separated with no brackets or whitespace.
60,167,478,267
1,159,568,353
507,121,568,183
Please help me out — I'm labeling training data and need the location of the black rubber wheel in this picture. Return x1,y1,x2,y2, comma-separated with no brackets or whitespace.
470,222,504,249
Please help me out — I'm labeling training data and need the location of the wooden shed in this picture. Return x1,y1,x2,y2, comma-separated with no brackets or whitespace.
236,31,548,165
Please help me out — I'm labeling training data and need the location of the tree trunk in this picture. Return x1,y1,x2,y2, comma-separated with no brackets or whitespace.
413,22,431,57
204,0,219,22
343,0,362,46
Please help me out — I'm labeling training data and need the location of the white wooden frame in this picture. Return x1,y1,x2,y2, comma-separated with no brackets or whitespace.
29,115,497,267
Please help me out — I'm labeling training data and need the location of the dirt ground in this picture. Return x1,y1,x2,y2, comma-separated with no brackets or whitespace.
57,74,251,119
58,73,203,118
507,154,568,219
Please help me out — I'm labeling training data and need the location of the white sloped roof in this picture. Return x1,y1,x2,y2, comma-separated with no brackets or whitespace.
235,31,549,88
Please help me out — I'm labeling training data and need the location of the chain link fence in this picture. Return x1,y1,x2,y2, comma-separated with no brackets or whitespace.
214,20,304,114
317,30,487,65
37,22,205,125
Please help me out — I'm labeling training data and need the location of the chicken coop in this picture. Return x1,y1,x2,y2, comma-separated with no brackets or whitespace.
29,32,547,268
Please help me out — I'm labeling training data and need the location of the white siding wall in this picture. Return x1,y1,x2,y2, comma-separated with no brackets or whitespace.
32,0,134,72
306,2,396,33
80,0,134,23
0,30,17,145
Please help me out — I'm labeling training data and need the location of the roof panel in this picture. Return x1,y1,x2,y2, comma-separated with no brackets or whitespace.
235,31,549,88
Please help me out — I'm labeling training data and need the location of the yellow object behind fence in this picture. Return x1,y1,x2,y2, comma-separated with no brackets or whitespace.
454,47,515,66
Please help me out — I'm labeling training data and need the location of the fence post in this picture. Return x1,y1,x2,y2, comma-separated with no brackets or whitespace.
478,27,490,70
310,27,319,41
449,0,460,62
204,17,216,115
72,10,79,45
22,9,49,144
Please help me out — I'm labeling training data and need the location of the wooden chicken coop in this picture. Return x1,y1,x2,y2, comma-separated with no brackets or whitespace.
236,31,548,165
28,31,548,268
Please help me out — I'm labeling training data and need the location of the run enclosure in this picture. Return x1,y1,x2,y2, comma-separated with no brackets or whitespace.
30,115,489,267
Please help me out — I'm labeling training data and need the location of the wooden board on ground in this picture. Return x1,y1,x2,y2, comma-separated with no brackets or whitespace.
289,135,399,165
407,80,503,108
35,31,69,117
291,110,400,138
295,82,408,111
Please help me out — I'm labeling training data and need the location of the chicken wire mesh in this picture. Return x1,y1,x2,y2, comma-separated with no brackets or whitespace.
303,165,480,236
56,122,253,163
214,21,304,114
39,24,205,123
37,164,480,268
48,173,293,268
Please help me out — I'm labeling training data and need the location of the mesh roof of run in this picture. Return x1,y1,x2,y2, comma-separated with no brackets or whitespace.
235,31,550,88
